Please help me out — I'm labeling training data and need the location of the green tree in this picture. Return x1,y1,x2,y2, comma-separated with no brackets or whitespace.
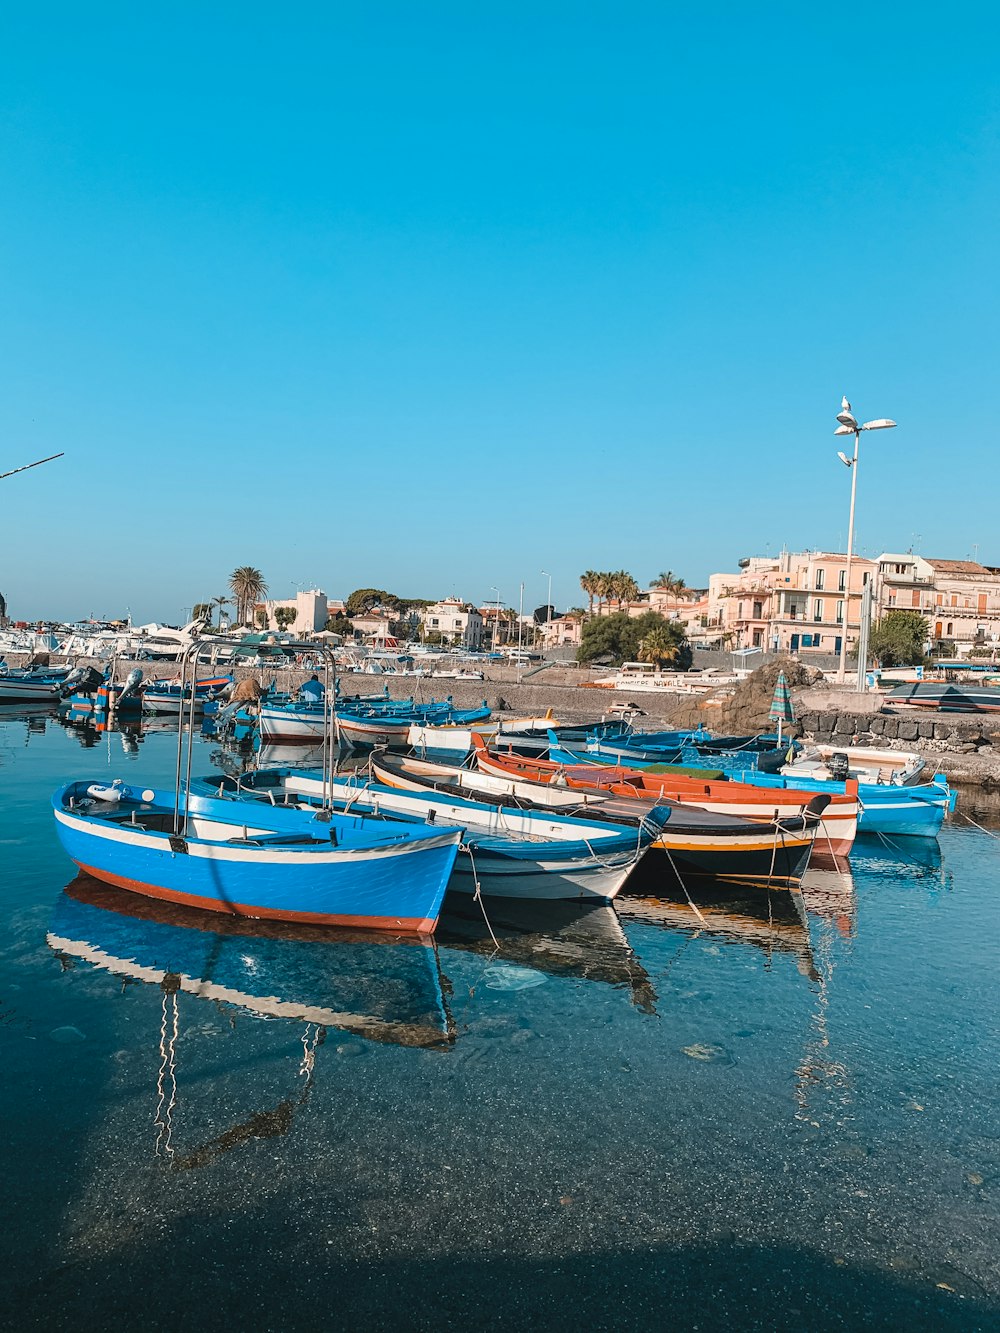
229,566,268,626
211,594,231,627
868,610,928,668
637,624,686,668
274,607,298,632
192,602,212,622
577,611,691,669
324,612,355,635
345,588,394,618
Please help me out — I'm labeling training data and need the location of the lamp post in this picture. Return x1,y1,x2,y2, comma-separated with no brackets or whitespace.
834,396,897,683
490,587,501,653
541,569,552,652
517,582,525,682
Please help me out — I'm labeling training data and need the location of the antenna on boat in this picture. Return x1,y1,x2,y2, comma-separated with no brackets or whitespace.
0,451,65,482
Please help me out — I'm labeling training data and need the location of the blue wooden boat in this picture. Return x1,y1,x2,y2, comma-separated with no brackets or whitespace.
189,769,667,901
52,780,463,932
143,675,233,715
728,770,954,837
337,702,491,750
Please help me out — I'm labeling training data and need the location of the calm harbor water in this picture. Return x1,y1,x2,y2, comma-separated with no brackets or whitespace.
2,707,998,1331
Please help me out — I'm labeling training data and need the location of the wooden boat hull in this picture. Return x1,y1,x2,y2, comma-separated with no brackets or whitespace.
193,769,659,902
476,742,857,859
0,678,61,702
371,752,819,888
731,771,953,837
52,783,461,932
259,705,327,743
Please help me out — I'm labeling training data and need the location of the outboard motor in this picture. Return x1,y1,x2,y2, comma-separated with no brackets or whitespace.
116,667,144,702
60,665,104,697
827,752,851,782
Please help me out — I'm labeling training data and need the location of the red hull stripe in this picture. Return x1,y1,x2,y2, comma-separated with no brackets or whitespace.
73,861,437,934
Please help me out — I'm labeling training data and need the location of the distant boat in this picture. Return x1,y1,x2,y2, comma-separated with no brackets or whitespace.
143,675,232,715
885,680,1000,713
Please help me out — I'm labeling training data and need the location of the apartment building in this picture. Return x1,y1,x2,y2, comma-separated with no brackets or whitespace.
706,552,875,655
876,554,1000,650
423,597,484,649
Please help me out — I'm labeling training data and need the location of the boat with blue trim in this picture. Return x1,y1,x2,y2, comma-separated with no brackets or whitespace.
51,779,462,932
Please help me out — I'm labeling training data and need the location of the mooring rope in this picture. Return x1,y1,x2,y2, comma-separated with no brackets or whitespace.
461,842,500,949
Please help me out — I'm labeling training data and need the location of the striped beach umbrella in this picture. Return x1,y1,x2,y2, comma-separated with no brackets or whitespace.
768,670,795,744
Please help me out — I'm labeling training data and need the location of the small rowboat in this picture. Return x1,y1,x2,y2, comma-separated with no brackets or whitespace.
190,768,666,902
369,750,828,888
52,780,462,933
143,676,233,715
475,737,857,860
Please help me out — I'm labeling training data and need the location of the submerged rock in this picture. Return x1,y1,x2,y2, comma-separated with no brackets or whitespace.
681,1042,733,1065
49,1025,86,1044
482,964,547,991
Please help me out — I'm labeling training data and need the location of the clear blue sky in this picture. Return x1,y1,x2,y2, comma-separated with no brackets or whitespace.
2,3,997,622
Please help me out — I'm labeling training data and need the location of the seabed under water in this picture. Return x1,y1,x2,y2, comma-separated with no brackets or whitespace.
1,706,998,1331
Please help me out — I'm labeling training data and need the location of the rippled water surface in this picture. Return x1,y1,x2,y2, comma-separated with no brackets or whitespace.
2,708,998,1331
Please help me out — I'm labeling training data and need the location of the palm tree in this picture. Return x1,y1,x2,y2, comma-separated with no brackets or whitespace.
579,570,599,617
615,571,640,610
595,572,614,616
229,566,268,627
638,626,682,668
651,570,687,598
212,594,231,628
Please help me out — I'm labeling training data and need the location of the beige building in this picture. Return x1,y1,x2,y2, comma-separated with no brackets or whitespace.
706,552,875,655
423,597,484,648
538,612,585,649
875,554,1000,651
261,588,329,634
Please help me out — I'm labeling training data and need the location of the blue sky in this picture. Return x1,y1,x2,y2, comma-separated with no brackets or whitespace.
2,3,997,622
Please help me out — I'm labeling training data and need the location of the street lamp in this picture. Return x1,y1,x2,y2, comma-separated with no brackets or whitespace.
834,396,897,683
490,586,501,653
541,569,552,652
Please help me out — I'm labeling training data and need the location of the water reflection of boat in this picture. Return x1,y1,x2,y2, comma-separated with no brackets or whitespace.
799,864,857,937
0,704,51,740
849,834,944,873
615,889,818,979
47,875,456,1167
437,899,658,1012
257,742,326,769
48,874,454,1048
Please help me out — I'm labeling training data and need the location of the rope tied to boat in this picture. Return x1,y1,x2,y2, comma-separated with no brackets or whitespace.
460,842,500,949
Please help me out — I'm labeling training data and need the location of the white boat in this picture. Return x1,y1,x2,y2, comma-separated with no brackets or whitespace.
406,714,558,759
784,744,925,787
0,673,63,703
220,770,659,902
586,662,739,693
